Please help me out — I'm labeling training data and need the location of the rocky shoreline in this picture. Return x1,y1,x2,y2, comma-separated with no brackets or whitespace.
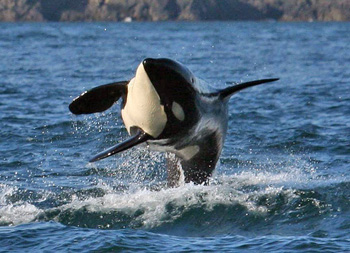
1,0,350,22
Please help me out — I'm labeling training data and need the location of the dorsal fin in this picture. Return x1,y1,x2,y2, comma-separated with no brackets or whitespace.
69,81,128,115
212,78,279,100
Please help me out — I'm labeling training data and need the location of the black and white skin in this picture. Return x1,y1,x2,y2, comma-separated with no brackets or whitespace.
69,58,278,187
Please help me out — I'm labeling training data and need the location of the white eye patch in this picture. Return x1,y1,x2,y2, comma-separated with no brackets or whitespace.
172,102,185,121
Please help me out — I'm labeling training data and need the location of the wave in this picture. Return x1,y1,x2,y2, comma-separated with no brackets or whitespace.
0,185,42,226
1,166,349,237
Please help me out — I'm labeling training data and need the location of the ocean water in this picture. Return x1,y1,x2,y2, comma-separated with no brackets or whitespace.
0,21,350,252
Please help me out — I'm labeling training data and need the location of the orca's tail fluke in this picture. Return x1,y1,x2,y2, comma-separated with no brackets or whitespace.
213,78,279,100
89,129,151,162
69,81,128,115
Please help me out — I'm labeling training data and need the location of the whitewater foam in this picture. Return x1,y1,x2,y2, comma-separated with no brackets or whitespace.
0,161,347,229
0,185,42,226
44,178,298,229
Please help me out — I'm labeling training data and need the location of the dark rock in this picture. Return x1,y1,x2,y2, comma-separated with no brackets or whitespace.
177,0,268,21
0,0,350,22
39,0,88,21
0,0,43,21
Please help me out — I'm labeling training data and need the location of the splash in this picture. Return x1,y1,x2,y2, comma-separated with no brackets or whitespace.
0,184,42,226
0,156,347,232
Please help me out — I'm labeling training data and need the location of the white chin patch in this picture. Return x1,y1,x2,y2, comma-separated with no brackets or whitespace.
172,102,185,121
121,63,167,138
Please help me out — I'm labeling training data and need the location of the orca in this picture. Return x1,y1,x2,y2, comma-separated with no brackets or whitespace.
69,58,278,186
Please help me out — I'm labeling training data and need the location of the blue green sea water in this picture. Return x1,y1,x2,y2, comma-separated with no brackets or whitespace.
0,22,350,252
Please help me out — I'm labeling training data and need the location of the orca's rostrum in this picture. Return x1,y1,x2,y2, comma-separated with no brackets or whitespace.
69,58,278,186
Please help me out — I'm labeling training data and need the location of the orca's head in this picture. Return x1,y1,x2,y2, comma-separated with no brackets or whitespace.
121,58,199,141
142,58,195,91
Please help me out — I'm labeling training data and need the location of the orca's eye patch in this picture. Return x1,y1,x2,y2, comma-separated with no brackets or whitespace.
171,102,185,121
